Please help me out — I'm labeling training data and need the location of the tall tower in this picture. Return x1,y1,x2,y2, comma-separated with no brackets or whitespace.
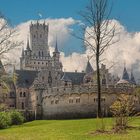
30,21,49,57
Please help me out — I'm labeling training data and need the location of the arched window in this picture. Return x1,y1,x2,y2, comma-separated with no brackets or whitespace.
21,102,24,109
38,51,41,57
20,92,22,97
23,92,26,97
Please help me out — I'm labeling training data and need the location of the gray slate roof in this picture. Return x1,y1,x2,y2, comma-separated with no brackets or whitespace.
64,72,86,85
122,67,129,81
16,70,38,88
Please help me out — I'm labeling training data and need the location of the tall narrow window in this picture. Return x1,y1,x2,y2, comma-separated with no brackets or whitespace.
21,102,24,109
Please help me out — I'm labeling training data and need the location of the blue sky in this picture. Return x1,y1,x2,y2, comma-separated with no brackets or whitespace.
1,0,140,55
0,0,140,31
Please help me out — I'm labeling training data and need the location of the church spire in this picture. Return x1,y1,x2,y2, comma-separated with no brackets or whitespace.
85,60,94,73
122,66,129,81
26,38,31,51
55,36,59,53
21,47,24,57
130,69,136,85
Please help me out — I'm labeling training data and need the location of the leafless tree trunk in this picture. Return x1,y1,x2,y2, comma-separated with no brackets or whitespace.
76,0,117,118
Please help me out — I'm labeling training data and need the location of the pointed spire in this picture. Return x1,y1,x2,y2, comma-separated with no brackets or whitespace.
55,36,59,53
122,66,129,81
85,60,94,73
130,70,136,85
21,47,24,57
26,38,31,51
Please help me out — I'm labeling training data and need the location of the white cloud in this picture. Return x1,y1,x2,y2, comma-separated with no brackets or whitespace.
1,18,140,81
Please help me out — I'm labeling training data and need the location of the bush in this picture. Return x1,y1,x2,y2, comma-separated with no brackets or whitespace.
0,112,11,129
10,110,24,125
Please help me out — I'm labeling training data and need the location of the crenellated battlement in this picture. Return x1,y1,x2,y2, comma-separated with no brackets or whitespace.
42,84,135,98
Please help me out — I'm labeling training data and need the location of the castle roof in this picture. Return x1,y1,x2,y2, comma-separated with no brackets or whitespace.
16,70,38,88
85,60,94,73
64,72,86,85
122,67,129,81
61,73,72,82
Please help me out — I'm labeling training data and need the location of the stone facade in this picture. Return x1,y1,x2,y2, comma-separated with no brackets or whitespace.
0,21,139,119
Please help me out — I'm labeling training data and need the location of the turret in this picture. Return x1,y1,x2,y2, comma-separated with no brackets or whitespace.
53,38,60,59
85,60,93,73
30,21,49,57
25,39,31,56
122,67,129,81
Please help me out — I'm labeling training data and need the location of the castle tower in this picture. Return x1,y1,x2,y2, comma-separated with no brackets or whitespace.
30,21,49,57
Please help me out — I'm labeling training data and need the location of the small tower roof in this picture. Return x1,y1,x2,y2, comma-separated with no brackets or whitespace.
54,37,59,53
21,47,24,57
130,70,136,85
122,67,129,81
85,60,94,73
26,39,31,51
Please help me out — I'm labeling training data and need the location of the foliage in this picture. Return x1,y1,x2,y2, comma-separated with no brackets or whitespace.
0,112,11,129
110,94,136,132
0,103,8,111
10,110,24,125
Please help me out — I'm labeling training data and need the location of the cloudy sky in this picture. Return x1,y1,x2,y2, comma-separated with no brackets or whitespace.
1,0,140,82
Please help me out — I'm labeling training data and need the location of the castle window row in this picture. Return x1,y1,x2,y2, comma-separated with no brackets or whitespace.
69,98,80,104
93,98,106,102
20,92,26,97
51,99,59,105
49,98,81,105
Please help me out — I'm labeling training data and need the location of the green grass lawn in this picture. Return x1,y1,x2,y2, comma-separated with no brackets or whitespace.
0,118,139,140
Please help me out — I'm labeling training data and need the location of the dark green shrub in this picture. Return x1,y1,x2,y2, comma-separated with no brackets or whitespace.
0,112,11,129
10,110,24,125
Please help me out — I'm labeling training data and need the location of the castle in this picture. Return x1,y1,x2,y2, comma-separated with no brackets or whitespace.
0,22,139,119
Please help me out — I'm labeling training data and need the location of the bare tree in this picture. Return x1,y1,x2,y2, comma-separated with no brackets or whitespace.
0,13,22,58
76,0,117,118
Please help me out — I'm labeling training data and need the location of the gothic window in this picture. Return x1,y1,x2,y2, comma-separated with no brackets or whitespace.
76,98,80,103
51,100,54,104
69,98,73,104
21,102,24,109
55,100,59,104
20,92,22,97
39,51,41,57
65,81,68,86
23,92,26,97
42,76,44,81
48,71,52,87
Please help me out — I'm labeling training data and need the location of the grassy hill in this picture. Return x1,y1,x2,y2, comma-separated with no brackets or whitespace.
0,118,139,140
